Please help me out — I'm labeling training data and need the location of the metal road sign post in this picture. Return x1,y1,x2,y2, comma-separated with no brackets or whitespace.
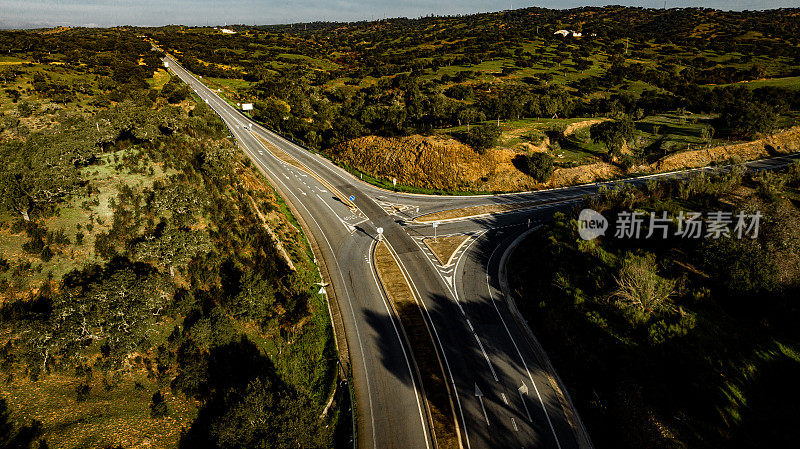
376,227,383,242
432,222,439,242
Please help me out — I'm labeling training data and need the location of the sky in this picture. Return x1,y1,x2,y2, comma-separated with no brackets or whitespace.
1,0,797,29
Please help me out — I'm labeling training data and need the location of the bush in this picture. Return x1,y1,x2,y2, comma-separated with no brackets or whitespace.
161,77,189,104
457,123,501,154
522,152,554,182
150,391,169,418
719,100,777,138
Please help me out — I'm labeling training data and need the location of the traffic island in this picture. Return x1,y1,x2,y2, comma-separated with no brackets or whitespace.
422,234,471,266
373,241,461,449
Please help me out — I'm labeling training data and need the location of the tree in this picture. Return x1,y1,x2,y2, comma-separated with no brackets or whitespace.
720,101,777,139
161,77,189,104
522,152,554,182
458,123,501,154
613,252,676,320
574,58,593,73
0,138,81,221
590,117,635,160
150,391,169,418
0,398,43,449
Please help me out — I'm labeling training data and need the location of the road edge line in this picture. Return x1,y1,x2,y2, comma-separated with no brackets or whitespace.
498,228,595,449
370,241,438,449
380,240,466,449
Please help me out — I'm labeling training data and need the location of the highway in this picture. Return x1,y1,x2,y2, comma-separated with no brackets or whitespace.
162,52,800,449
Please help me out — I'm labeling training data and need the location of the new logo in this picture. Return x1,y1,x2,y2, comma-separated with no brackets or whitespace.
578,209,608,240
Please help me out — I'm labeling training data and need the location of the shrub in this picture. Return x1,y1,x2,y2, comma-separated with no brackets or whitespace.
719,100,777,138
150,391,169,418
613,252,676,322
522,152,554,182
457,123,501,154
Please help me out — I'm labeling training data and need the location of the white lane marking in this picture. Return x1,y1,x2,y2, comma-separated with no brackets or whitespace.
368,240,433,449
501,393,508,405
315,193,355,233
486,241,563,449
473,332,499,382
351,217,370,227
512,417,519,432
382,241,472,449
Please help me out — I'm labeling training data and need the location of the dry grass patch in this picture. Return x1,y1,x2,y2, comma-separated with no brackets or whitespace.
3,374,197,449
423,235,470,266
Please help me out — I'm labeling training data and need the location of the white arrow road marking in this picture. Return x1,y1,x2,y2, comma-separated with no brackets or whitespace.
518,383,532,422
475,384,490,426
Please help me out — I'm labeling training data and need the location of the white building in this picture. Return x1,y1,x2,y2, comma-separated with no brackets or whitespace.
554,29,582,38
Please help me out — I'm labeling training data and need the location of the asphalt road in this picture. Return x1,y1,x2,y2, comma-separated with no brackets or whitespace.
162,52,800,449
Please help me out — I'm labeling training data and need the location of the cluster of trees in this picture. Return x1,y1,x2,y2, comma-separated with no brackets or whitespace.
148,6,800,159
0,29,338,448
510,163,800,448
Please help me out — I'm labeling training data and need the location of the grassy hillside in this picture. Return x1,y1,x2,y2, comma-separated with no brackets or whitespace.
509,164,800,449
147,7,800,191
0,29,339,448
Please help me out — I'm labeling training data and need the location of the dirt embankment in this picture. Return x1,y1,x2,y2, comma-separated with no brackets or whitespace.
330,135,509,191
563,119,606,136
330,126,800,193
645,126,800,172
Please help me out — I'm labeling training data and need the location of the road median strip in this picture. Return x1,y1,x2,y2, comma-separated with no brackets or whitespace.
373,241,461,449
253,132,358,210
415,201,550,223
422,235,471,266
